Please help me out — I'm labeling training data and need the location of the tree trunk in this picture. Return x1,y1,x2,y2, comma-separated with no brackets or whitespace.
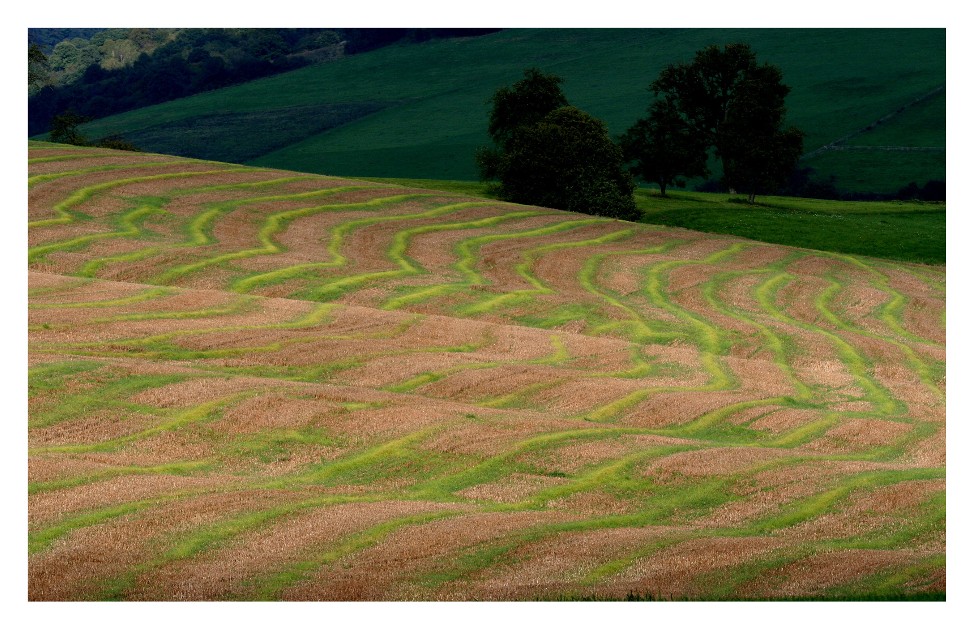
748,191,756,204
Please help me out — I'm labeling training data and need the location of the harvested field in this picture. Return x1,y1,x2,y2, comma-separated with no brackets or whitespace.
27,142,945,601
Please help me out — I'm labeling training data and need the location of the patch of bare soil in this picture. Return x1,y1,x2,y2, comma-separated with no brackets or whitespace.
130,498,468,600
644,446,793,478
804,417,914,453
457,473,568,503
280,509,564,601
902,425,946,467
606,535,790,600
440,524,682,601
522,433,697,475
744,548,923,599
29,488,315,600
788,478,945,541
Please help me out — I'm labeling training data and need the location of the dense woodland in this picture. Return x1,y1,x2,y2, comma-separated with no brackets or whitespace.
28,28,500,136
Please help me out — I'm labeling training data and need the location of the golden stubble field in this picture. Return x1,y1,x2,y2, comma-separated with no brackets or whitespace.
27,141,945,601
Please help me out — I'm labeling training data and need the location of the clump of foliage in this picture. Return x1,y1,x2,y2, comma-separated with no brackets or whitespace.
477,68,639,221
48,110,139,151
625,43,804,203
619,99,709,197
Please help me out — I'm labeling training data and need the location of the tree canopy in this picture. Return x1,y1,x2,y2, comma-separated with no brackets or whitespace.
626,43,804,202
478,68,638,221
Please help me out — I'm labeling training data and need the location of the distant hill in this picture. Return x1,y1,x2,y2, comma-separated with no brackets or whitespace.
50,28,945,195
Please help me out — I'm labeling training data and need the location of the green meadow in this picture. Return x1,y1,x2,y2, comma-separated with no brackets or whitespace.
67,28,944,193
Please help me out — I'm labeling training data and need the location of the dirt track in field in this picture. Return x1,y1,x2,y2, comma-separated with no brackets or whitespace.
27,142,946,601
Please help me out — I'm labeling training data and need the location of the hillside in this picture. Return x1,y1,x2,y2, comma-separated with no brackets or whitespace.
61,28,946,195
28,142,944,601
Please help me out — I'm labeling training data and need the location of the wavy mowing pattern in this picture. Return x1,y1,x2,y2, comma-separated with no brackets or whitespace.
26,144,945,601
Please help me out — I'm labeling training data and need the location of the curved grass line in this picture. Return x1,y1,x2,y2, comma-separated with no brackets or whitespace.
248,509,462,600
815,274,944,402
151,193,434,285
745,467,944,533
240,201,514,296
818,552,945,600
76,184,369,278
30,392,253,455
28,168,255,229
755,272,905,416
583,243,750,423
30,286,176,310
385,334,568,394
29,498,161,556
821,252,944,345
28,160,192,188
457,228,637,317
28,276,92,297
267,423,449,489
576,240,687,345
29,203,169,264
701,262,814,401
479,462,942,592
408,426,659,500
28,460,213,495
89,295,260,323
30,424,454,558
174,175,326,194
28,152,109,164
95,493,386,600
381,218,609,310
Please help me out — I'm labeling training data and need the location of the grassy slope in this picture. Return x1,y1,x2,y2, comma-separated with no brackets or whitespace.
27,143,946,600
72,28,945,191
359,177,946,265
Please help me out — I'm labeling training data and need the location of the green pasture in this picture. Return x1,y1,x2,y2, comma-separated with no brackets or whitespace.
62,28,944,192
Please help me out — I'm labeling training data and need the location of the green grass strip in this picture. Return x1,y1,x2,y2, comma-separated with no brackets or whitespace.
30,392,252,454
246,201,513,297
151,193,433,285
28,460,213,495
28,161,192,188
29,203,169,264
457,228,636,316
28,168,254,229
248,509,461,600
30,286,175,310
382,218,604,310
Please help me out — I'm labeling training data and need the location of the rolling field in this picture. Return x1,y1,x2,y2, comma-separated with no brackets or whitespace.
64,28,945,193
27,142,945,601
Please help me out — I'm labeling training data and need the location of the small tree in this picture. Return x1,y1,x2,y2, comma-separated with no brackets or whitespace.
476,67,568,182
718,64,804,202
620,99,709,196
478,69,638,221
48,110,91,146
496,106,638,221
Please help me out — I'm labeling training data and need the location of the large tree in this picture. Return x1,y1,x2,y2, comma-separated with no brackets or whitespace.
717,64,804,202
629,43,804,202
478,68,638,221
476,67,569,181
619,99,709,197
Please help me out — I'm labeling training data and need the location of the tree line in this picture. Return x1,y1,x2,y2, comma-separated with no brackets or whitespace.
479,43,809,217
